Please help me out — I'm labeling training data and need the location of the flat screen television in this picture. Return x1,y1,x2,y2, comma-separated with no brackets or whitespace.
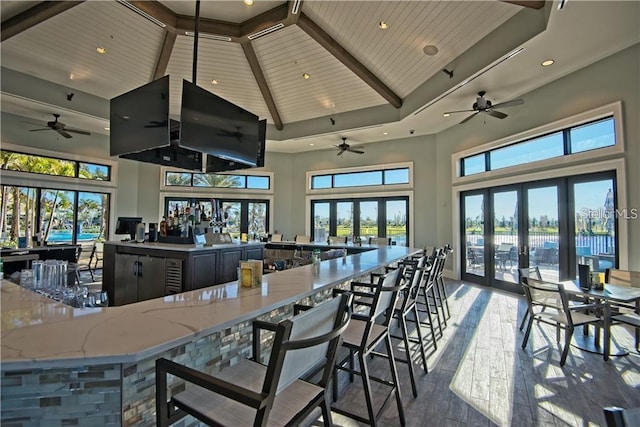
180,80,266,172
115,217,142,240
110,76,170,157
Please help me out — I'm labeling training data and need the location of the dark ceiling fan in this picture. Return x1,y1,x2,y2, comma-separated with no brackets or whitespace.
444,91,524,124
29,113,91,138
335,137,364,156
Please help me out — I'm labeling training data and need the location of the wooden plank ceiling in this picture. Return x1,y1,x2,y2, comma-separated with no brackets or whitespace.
1,0,533,132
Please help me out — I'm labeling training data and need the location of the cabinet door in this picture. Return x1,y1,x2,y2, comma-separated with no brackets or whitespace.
114,254,139,306
137,256,166,302
245,247,264,261
191,252,217,290
218,249,243,284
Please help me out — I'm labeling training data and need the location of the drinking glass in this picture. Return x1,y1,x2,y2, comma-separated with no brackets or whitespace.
96,290,109,307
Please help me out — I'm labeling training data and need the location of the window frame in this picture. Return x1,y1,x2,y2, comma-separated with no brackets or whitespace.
453,102,624,184
161,167,272,192
2,148,112,182
307,162,413,192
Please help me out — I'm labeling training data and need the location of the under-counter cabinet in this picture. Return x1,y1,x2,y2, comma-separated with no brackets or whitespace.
113,254,166,305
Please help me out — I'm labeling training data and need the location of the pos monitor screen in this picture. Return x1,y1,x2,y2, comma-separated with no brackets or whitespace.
115,217,142,240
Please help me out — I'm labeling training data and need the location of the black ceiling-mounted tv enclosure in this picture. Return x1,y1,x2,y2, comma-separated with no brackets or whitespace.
110,76,266,172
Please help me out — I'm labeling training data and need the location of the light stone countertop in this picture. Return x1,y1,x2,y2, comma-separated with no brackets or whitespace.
1,246,416,370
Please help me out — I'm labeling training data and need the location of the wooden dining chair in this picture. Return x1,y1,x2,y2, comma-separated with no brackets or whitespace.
156,293,352,427
521,277,610,366
294,235,311,243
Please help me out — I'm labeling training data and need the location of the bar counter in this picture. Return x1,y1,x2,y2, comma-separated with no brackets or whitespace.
1,245,417,426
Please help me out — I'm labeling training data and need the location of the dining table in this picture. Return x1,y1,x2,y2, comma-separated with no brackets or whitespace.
562,280,640,357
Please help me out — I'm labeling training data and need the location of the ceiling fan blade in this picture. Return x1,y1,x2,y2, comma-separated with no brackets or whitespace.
459,112,479,124
337,150,345,156
29,128,51,132
65,128,91,135
486,109,508,119
349,149,365,154
443,109,475,115
57,129,73,138
491,98,523,109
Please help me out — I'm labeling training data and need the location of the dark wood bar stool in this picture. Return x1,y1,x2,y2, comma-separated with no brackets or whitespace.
332,268,406,426
155,293,353,427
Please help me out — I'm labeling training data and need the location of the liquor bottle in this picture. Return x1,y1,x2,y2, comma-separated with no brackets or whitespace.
194,204,201,225
160,216,168,237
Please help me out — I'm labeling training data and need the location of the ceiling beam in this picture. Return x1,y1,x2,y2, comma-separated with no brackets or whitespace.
287,0,303,24
239,3,291,38
175,15,242,40
296,13,402,109
153,32,177,80
1,1,84,42
242,43,283,130
500,1,545,9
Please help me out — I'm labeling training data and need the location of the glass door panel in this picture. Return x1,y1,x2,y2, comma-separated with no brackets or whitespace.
248,202,267,238
77,192,109,243
359,201,378,241
221,202,241,239
573,179,616,273
41,189,75,244
527,186,559,282
385,199,407,246
1,186,39,247
336,202,354,239
463,194,485,278
492,190,519,285
312,202,330,242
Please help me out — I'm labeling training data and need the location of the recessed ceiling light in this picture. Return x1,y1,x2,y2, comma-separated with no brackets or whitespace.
541,59,555,67
423,45,438,56
443,113,451,117
378,21,388,30
302,73,310,80
244,0,254,5
382,132,389,136
309,143,314,146
96,46,107,54
104,127,110,131
211,79,218,85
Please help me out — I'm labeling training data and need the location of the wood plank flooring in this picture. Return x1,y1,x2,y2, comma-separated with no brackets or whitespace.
329,280,640,427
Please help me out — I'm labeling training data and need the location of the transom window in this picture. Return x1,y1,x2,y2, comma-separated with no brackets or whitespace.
165,171,270,189
1,150,111,181
462,116,616,176
310,167,409,190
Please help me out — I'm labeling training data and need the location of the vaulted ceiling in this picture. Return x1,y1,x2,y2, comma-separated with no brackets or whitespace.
1,1,638,153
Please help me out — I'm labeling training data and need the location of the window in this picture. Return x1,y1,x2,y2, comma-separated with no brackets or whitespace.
165,171,270,189
1,150,111,181
164,197,269,239
570,118,615,154
310,166,409,189
490,132,564,171
0,185,109,246
311,197,409,246
461,116,616,176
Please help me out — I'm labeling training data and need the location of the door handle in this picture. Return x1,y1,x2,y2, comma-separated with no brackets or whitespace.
133,261,138,276
137,261,142,278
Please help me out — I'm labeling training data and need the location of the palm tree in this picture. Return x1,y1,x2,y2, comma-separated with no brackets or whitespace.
192,173,243,188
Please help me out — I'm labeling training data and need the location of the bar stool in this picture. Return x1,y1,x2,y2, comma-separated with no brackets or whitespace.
155,293,353,427
332,268,406,426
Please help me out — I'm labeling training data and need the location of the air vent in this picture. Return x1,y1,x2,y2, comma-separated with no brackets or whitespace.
247,23,285,40
117,0,166,27
185,31,232,42
165,259,183,293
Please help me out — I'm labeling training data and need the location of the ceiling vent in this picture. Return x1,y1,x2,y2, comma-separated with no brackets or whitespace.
185,31,232,42
247,23,285,40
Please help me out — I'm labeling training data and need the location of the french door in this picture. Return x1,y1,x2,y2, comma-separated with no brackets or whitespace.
461,172,616,293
